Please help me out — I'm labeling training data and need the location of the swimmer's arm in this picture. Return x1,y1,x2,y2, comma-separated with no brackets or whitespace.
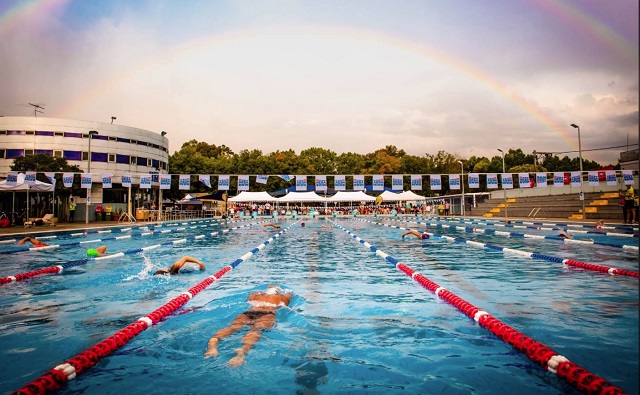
183,256,205,270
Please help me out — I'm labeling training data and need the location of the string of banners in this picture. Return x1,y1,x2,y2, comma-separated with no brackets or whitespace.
4,170,635,190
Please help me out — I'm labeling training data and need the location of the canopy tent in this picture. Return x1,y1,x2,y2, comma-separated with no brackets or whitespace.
378,190,404,202
0,173,55,221
277,191,326,202
228,191,277,203
175,194,202,205
326,191,375,202
398,190,426,201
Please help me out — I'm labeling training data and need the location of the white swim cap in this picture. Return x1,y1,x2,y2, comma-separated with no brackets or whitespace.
265,286,282,295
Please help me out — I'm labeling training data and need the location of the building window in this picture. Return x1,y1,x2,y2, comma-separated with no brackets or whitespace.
147,158,153,166
54,150,63,158
137,157,147,166
130,156,137,165
108,136,116,141
35,131,54,136
7,130,24,135
0,131,6,135
64,151,82,161
82,152,89,161
138,141,147,147
130,139,137,144
116,154,129,164
64,132,83,138
6,149,24,159
152,159,159,169
117,137,130,143
24,149,34,156
161,162,167,170
0,149,5,159
25,131,35,135
35,149,53,156
92,152,108,162
108,154,115,162
54,132,63,136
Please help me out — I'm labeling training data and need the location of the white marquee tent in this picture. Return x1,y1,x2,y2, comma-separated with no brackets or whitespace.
228,191,277,202
326,191,375,202
398,191,426,201
277,191,326,202
378,190,404,202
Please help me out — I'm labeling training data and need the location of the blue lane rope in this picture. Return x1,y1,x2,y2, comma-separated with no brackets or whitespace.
385,217,639,253
354,218,639,278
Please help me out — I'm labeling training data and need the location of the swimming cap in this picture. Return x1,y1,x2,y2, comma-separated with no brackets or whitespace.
87,248,99,257
301,223,305,227
421,233,430,239
265,286,282,295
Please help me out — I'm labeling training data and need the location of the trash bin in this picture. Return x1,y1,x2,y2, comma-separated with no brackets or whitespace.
105,212,112,221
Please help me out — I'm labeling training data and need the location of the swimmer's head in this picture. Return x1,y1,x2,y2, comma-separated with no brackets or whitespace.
265,285,283,295
86,248,99,257
301,223,305,227
421,233,430,239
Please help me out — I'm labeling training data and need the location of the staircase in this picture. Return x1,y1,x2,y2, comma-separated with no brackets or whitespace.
475,192,624,220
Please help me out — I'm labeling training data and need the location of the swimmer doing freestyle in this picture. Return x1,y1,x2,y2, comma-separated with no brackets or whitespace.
204,285,292,367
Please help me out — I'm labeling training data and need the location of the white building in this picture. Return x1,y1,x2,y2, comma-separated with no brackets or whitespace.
0,116,169,221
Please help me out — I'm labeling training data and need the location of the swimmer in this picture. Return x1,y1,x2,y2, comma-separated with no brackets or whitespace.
204,285,293,366
87,246,108,257
17,237,49,247
263,223,281,229
402,229,430,239
321,225,333,229
301,223,306,228
595,219,604,229
558,233,573,239
154,256,205,275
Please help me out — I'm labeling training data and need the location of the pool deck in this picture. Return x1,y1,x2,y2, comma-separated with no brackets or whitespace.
0,215,630,237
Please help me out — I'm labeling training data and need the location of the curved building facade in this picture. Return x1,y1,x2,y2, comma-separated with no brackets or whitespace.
0,116,169,175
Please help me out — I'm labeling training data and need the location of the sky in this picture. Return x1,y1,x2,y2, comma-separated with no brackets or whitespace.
0,0,638,166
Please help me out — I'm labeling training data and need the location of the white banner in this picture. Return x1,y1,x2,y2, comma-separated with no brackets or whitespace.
279,175,293,182
6,172,18,186
44,172,56,185
24,171,36,185
588,171,599,186
449,174,460,190
372,175,384,191
199,174,211,188
518,173,531,188
487,173,498,189
535,172,547,188
238,175,250,191
101,174,113,189
121,174,132,188
430,174,442,190
81,174,93,189
296,175,308,191
218,175,230,190
501,173,514,189
468,173,480,189
315,175,327,192
570,172,581,187
605,170,617,186
334,175,346,191
256,175,269,184
140,174,152,189
179,174,190,190
160,174,171,190
622,170,634,185
553,172,564,187
391,175,403,191
62,173,74,188
353,175,365,190
410,174,422,190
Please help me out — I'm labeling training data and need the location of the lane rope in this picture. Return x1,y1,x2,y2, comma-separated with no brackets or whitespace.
358,218,639,278
11,221,298,395
328,219,626,395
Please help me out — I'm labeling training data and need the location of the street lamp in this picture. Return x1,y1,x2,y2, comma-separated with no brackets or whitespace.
86,130,98,224
458,160,465,216
497,148,508,221
570,123,586,219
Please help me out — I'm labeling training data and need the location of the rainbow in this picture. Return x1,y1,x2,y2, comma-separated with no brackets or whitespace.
0,0,69,38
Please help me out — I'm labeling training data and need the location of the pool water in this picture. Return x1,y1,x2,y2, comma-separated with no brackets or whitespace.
0,217,638,394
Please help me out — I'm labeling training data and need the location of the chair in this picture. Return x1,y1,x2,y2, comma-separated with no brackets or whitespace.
24,213,55,228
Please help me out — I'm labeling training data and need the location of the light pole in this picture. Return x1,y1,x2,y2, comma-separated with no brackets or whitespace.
570,123,586,219
497,148,508,221
458,160,465,216
86,130,98,224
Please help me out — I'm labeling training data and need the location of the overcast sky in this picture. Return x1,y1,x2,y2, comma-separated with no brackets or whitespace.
1,0,638,165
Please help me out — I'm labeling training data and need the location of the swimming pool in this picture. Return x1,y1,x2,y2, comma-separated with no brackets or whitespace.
1,216,638,394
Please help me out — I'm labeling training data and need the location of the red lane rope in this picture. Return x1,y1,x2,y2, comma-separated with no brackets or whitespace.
11,223,294,395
